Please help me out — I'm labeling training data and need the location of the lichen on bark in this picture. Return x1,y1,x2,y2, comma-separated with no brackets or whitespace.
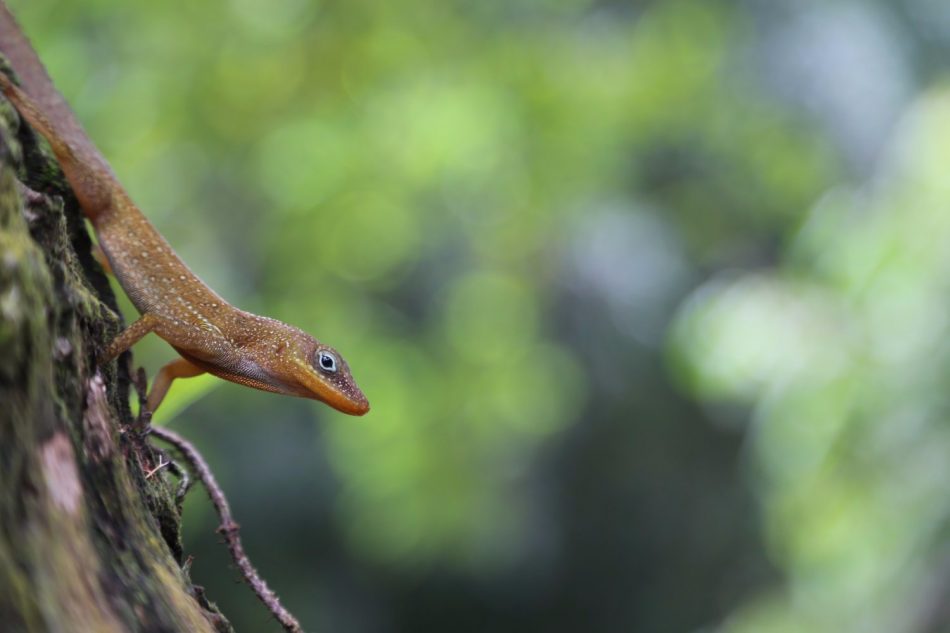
0,68,233,632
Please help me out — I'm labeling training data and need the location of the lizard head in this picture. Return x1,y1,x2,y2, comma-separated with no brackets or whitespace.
235,315,370,415
291,340,370,415
256,326,369,415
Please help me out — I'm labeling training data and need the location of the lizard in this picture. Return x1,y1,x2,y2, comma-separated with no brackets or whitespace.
0,3,369,416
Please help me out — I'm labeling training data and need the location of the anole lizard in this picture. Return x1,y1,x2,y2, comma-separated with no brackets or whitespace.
0,4,369,416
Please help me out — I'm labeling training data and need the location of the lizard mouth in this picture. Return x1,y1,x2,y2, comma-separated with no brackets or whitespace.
313,383,370,415
296,360,370,416
325,391,370,415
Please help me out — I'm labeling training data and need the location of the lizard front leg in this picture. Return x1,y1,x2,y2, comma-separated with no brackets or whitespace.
146,356,206,413
99,313,160,364
100,314,210,414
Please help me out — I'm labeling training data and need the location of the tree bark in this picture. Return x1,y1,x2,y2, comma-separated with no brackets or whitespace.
0,72,232,632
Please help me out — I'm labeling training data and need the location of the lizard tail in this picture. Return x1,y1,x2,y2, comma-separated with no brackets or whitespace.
0,3,115,222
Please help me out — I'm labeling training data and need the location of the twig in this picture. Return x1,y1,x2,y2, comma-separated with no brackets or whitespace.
143,456,169,479
167,458,193,508
149,425,304,633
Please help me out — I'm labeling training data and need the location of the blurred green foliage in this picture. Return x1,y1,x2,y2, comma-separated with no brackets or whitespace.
672,92,950,633
11,0,950,631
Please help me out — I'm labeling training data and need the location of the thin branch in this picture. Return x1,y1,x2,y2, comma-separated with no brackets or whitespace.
143,456,169,479
167,458,193,508
149,425,304,633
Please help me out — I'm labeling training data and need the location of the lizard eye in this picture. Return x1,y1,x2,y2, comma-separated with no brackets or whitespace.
317,351,338,373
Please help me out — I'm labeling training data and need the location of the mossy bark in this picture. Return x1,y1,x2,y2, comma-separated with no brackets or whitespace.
0,77,233,632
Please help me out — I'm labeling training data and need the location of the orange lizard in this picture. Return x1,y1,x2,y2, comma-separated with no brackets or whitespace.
0,5,369,416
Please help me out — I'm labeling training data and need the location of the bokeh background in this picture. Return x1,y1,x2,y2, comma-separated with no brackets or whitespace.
11,0,950,631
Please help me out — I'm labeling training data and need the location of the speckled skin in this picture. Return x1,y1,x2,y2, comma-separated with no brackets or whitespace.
0,7,368,415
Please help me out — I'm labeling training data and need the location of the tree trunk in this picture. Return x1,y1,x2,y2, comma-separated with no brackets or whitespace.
0,71,233,632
